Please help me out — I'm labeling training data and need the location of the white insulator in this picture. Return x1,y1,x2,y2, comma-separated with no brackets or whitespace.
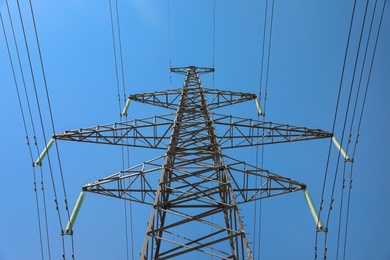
304,190,325,232
65,192,86,235
332,136,352,162
35,139,55,166
121,98,131,117
254,98,264,116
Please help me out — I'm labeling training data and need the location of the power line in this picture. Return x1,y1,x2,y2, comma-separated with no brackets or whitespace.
1,11,46,260
168,0,172,69
254,1,275,258
14,0,74,257
3,0,55,258
26,1,75,257
334,1,370,258
108,0,134,258
343,1,387,258
115,0,127,101
109,0,123,113
317,0,357,258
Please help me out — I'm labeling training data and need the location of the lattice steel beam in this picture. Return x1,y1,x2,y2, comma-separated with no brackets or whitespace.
53,114,332,149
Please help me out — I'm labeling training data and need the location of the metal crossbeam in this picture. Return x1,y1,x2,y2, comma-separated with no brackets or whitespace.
83,155,306,206
53,114,332,149
128,88,257,111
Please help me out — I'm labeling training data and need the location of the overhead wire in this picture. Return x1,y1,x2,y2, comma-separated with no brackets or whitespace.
315,0,357,258
2,3,52,259
1,11,46,260
262,0,275,116
212,0,216,90
315,0,386,258
168,0,172,70
14,0,74,258
25,2,75,257
253,0,268,257
342,1,387,259
108,0,134,258
254,0,275,259
109,0,123,113
115,0,127,102
333,1,370,259
28,0,75,257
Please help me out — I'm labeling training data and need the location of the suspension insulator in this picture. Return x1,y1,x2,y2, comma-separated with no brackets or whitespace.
254,98,264,116
35,138,55,166
304,190,325,232
65,191,86,235
121,98,131,117
332,136,353,162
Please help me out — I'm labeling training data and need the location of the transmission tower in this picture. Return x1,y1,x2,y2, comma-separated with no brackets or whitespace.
52,66,334,259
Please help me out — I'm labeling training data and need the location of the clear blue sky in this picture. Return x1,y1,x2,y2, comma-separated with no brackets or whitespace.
0,1,389,259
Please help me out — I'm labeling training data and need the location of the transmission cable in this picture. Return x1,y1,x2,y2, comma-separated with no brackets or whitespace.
332,2,370,259
254,1,274,259
4,0,54,258
15,0,71,258
109,0,123,113
342,1,386,259
316,0,357,258
262,0,274,116
1,11,47,260
28,0,75,257
253,0,269,256
168,0,172,70
212,0,216,89
108,0,134,258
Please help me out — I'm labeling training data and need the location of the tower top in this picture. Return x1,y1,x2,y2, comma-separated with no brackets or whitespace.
170,66,215,75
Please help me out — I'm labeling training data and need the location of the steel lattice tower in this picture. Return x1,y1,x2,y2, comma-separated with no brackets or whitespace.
54,66,333,259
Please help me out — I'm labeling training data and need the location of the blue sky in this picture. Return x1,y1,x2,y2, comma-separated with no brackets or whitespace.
0,1,389,259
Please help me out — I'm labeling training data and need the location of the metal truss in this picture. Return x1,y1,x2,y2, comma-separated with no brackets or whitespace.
53,114,332,149
83,154,306,206
128,88,258,111
54,66,333,259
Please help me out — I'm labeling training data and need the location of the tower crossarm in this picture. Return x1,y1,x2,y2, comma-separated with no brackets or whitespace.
224,155,306,203
202,88,257,110
170,66,215,75
127,88,257,111
212,113,333,149
82,156,165,205
52,113,175,149
129,88,182,111
81,154,306,206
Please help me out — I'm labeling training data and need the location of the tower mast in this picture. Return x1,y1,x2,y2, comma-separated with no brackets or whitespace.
53,66,334,259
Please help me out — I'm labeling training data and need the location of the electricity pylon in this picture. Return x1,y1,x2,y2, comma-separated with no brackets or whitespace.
54,66,333,259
